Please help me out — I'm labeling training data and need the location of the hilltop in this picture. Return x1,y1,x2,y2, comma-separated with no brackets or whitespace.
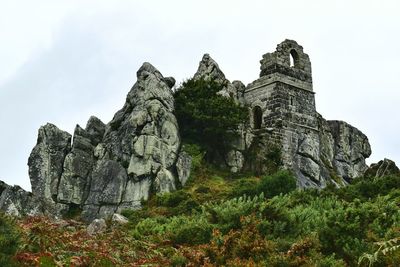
1,40,400,266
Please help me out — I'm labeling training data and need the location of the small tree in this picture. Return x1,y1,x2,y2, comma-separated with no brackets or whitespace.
174,78,248,158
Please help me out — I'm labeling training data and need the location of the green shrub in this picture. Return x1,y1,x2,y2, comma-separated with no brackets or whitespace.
258,170,297,198
156,191,191,207
155,191,200,215
0,212,19,266
133,215,213,245
174,78,248,157
204,194,265,233
169,216,213,245
333,174,400,201
230,178,259,198
318,204,372,264
132,216,170,238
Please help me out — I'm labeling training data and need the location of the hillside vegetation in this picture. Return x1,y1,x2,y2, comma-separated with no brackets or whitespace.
1,79,400,266
1,153,400,266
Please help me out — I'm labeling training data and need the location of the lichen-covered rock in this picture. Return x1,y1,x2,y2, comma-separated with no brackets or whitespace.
28,123,72,202
112,213,129,225
102,63,181,197
10,62,191,222
58,124,95,205
365,158,400,178
163,76,176,89
120,178,151,211
327,120,371,181
87,218,107,236
194,54,238,100
87,160,126,204
0,181,40,217
102,63,180,178
289,117,371,187
57,117,105,206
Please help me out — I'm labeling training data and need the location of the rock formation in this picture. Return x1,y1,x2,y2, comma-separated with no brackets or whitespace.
193,54,238,99
0,181,38,217
364,158,400,178
0,39,397,221
1,62,192,221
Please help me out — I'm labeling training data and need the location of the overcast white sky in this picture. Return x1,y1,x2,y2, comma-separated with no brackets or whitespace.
1,0,399,190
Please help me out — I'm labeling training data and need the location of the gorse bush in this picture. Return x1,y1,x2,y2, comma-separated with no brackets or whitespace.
133,214,213,245
174,78,248,156
230,178,259,198
230,170,297,199
132,194,265,244
258,170,297,198
204,193,265,233
156,190,192,207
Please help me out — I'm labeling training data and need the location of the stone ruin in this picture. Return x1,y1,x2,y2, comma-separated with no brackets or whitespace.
1,39,393,221
228,40,372,187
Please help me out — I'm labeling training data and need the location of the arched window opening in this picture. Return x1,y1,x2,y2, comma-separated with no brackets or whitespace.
253,106,262,129
289,49,299,68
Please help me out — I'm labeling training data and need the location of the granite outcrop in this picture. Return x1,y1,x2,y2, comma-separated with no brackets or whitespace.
0,62,191,221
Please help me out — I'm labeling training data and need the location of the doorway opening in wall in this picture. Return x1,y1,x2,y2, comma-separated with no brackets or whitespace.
253,106,262,129
289,49,299,68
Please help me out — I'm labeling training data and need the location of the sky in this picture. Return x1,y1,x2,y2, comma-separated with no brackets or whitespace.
0,0,399,191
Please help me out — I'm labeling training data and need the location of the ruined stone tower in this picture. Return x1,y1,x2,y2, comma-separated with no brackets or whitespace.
243,40,371,187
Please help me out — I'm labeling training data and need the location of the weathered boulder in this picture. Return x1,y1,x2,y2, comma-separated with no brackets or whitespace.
28,124,72,202
111,213,129,225
365,158,400,178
